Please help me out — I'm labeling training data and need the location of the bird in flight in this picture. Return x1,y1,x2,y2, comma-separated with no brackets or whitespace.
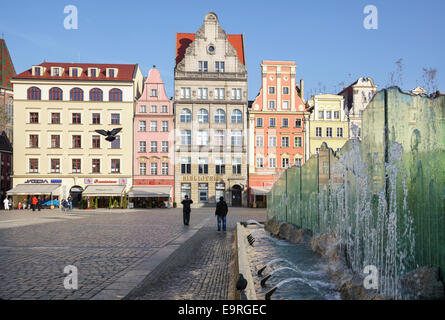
95,128,122,142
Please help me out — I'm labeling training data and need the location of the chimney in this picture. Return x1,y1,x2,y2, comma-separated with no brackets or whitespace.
300,79,305,101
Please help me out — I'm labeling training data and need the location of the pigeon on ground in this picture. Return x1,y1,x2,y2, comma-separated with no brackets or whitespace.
95,128,122,142
236,273,248,291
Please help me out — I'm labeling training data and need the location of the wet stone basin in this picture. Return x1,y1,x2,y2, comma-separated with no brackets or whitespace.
244,226,341,300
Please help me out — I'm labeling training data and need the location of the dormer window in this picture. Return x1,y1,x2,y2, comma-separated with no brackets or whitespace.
89,68,99,77
51,67,62,77
34,67,41,76
107,68,117,78
70,67,82,77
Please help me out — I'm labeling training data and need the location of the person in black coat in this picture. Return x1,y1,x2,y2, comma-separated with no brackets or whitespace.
215,196,228,232
181,195,193,226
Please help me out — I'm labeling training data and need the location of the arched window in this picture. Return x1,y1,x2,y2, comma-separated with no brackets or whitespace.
90,88,103,101
70,88,84,101
231,109,242,123
180,108,192,123
49,87,63,100
214,109,226,123
109,88,122,102
27,87,41,100
198,109,209,123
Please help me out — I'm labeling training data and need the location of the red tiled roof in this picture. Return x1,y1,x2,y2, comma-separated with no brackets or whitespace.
176,33,245,66
13,62,138,81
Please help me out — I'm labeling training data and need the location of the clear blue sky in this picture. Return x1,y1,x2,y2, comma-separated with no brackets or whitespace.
1,0,444,100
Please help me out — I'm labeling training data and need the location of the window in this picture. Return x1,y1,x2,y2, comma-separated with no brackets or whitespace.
161,105,168,113
35,67,41,76
282,101,289,109
92,113,100,124
90,68,97,77
268,136,277,147
269,118,276,127
162,163,169,175
140,105,147,113
161,121,169,132
180,108,192,123
29,159,39,173
231,131,242,146
151,89,157,97
282,158,290,168
30,112,39,123
295,137,302,148
197,131,209,146
214,88,225,100
28,87,41,100
181,157,191,174
295,158,302,167
231,109,242,123
283,87,289,95
295,118,302,128
72,113,81,124
150,121,158,132
319,111,324,119
70,88,84,101
326,127,333,137
90,88,103,101
215,158,225,175
268,87,275,94
231,88,241,100
139,121,146,132
29,135,39,148
198,61,208,72
108,88,122,101
256,136,264,147
161,141,169,152
72,135,81,148
316,127,322,137
215,130,225,146
111,136,120,149
199,158,208,174
92,159,100,173
198,109,209,123
181,183,191,199
108,69,114,78
256,118,263,127
334,111,340,119
268,101,275,109
337,127,343,137
199,183,208,202
72,159,81,173
53,68,60,76
51,112,60,124
181,130,191,145
111,113,120,124
139,141,146,152
198,88,208,100
216,183,225,200
232,158,241,174
111,159,120,173
214,109,226,123
139,163,146,175
215,61,225,72
269,157,276,168
281,137,290,148
151,105,157,113
256,157,264,168
150,162,158,175
51,159,60,173
150,141,158,153
326,111,332,119
49,87,63,100
282,118,289,128
180,88,191,99
92,135,100,149
51,135,60,148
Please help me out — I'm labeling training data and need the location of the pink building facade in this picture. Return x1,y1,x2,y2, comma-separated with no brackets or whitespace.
131,67,175,207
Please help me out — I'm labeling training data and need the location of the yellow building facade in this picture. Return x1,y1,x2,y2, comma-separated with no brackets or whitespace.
307,94,349,157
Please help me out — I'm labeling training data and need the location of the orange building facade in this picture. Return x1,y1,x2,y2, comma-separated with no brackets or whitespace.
248,61,309,207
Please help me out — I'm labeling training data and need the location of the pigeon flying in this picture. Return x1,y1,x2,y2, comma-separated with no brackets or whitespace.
95,128,122,142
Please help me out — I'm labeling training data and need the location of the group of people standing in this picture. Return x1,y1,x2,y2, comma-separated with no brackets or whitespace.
1,196,73,211
181,195,228,232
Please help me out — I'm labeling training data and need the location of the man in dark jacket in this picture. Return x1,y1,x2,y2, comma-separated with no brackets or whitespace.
181,195,193,226
215,197,228,232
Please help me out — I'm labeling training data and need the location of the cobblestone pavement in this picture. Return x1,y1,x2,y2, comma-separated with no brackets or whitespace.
0,208,211,300
126,209,266,300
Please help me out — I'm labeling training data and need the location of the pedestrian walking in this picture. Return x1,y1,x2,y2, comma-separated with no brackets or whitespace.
68,196,73,211
181,195,193,226
215,196,228,232
37,198,42,211
31,196,38,212
3,197,10,211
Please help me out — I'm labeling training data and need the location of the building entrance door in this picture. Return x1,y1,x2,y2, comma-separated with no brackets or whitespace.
231,185,242,207
69,186,83,208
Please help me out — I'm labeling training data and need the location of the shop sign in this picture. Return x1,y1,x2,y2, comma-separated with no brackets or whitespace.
25,179,49,184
